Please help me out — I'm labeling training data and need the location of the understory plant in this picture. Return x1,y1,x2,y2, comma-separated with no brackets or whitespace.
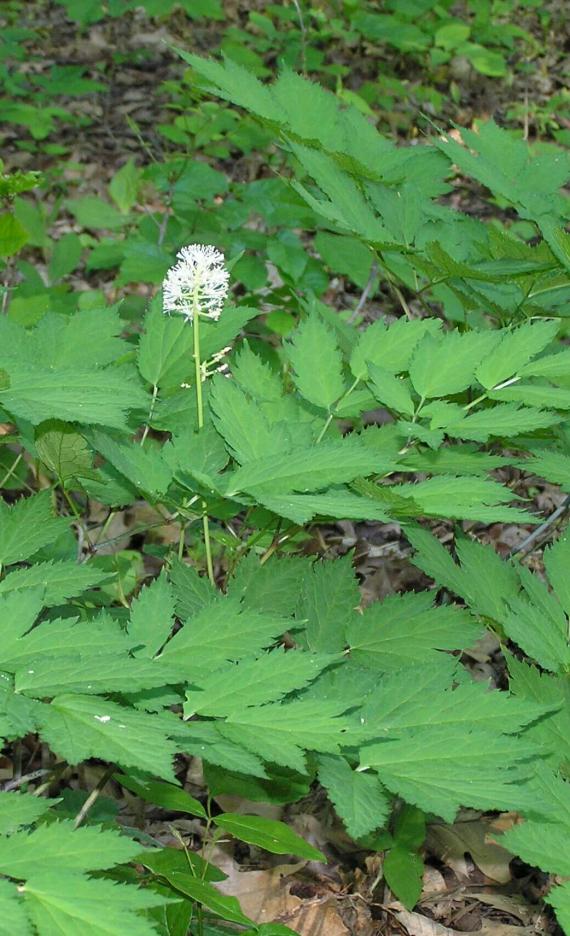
0,32,570,936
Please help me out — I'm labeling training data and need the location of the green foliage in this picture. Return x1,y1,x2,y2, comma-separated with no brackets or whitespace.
1,4,569,933
409,529,570,931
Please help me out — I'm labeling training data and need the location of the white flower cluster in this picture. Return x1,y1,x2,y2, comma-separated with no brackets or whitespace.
162,244,230,321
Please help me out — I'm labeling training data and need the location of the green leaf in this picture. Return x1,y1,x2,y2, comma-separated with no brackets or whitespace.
360,728,535,822
109,159,141,214
162,875,252,928
256,487,392,524
2,614,131,672
159,597,286,673
361,663,552,735
35,694,178,781
0,878,32,936
0,561,110,606
443,403,561,442
0,366,147,429
383,846,424,909
184,650,334,717
0,792,56,835
225,440,387,496
300,554,360,652
115,774,206,819
0,213,28,258
391,475,532,523
128,573,175,657
35,420,95,483
409,331,499,398
368,365,415,417
67,196,128,230
14,653,183,698
23,872,174,936
0,821,142,879
318,753,390,840
546,882,570,935
502,819,570,876
0,492,67,567
475,320,559,390
503,578,570,673
209,374,289,464
350,318,440,381
286,314,345,410
347,592,482,671
168,559,217,620
48,232,82,283
544,534,570,617
221,698,354,773
90,430,173,500
508,659,570,776
214,813,325,860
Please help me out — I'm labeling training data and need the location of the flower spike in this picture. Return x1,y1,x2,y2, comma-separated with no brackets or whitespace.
162,244,230,321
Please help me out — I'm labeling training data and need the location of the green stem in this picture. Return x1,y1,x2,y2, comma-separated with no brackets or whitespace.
316,378,360,444
192,298,215,586
140,384,158,446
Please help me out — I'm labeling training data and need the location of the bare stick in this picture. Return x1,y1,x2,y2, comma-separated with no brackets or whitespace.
509,495,570,558
349,261,379,323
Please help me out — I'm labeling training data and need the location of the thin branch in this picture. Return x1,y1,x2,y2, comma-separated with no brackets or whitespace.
349,261,379,323
509,495,570,558
74,764,116,829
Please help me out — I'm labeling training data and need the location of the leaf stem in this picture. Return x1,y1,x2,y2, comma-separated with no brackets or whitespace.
140,384,158,446
316,377,360,444
192,294,215,586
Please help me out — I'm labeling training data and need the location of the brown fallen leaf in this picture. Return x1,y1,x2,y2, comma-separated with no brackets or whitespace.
389,906,460,935
215,851,351,935
428,818,513,884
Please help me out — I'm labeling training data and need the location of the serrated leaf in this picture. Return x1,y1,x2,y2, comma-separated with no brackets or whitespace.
225,440,387,496
35,420,95,482
0,365,147,429
15,653,183,697
502,820,570,876
256,487,392,524
168,559,217,620
368,365,415,416
391,475,532,523
159,597,285,673
221,698,354,773
361,664,552,735
90,430,173,500
318,753,390,839
475,320,559,390
286,314,345,410
209,374,290,464
35,694,178,781
544,534,570,617
347,592,482,671
409,330,499,398
360,728,535,822
0,561,109,606
23,872,174,936
0,878,32,936
443,403,561,442
299,554,360,652
0,492,67,567
128,573,175,657
2,614,130,672
0,792,57,835
184,650,334,717
0,821,142,879
350,318,440,381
